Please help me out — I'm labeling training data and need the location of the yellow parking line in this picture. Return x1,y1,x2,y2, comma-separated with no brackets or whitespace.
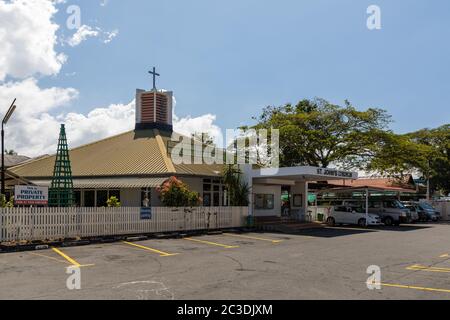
122,241,178,257
440,254,449,258
381,283,450,294
223,233,283,244
29,252,68,265
406,264,450,273
184,237,239,249
51,247,95,268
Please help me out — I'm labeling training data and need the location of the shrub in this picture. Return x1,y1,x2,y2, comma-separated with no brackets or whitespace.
0,194,14,208
106,196,121,207
157,176,201,207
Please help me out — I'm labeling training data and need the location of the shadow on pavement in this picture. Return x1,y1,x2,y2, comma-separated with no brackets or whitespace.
286,227,377,238
262,224,434,238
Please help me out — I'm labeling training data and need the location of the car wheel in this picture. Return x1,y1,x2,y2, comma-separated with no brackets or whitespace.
384,217,394,226
358,218,366,227
327,217,336,227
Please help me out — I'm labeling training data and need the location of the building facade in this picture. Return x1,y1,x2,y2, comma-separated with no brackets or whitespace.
9,81,359,218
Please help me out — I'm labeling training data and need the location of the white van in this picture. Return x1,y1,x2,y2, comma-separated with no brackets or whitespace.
326,206,382,227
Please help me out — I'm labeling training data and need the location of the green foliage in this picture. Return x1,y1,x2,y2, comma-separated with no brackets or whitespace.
369,124,450,195
0,194,14,208
222,165,250,206
157,176,201,207
106,196,121,207
250,98,391,168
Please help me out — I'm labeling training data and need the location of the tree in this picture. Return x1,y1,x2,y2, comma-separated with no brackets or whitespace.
250,98,391,168
222,165,250,206
368,125,450,195
157,176,201,207
192,132,215,146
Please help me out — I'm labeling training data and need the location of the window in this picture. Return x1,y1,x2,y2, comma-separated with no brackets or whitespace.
255,194,275,210
369,201,382,209
213,192,220,206
203,178,224,207
109,190,120,201
74,190,81,207
293,194,303,207
203,193,211,206
84,190,95,207
96,190,108,207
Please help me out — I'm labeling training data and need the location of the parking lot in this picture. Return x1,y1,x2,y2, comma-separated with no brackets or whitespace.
0,222,449,300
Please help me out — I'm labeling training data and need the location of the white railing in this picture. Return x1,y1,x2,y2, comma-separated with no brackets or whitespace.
0,207,249,243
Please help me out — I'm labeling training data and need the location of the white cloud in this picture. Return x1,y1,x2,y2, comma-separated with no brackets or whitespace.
67,25,100,47
0,0,220,158
173,113,223,145
0,79,222,157
66,25,119,47
0,0,66,81
64,100,135,146
103,29,118,44
0,78,78,156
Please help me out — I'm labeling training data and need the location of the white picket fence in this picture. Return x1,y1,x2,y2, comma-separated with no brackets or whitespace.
0,207,249,243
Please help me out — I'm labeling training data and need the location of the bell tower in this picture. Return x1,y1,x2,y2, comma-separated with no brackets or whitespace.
135,67,173,132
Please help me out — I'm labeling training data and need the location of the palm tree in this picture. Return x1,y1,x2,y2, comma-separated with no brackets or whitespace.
222,165,249,206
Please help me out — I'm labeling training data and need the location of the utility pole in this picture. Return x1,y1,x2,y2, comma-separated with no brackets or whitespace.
1,99,17,196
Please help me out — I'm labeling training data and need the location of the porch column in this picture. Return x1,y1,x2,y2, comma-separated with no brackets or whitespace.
303,181,309,222
248,178,253,217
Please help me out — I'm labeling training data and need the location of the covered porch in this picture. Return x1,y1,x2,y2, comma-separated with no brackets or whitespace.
242,165,358,222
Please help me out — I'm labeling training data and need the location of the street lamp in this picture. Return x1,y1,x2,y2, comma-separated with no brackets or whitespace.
2,98,17,196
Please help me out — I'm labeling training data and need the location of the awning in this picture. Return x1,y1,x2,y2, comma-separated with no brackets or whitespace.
31,177,168,189
5,170,35,187
317,186,418,195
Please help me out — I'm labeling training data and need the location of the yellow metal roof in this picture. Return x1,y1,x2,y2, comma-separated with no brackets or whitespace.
32,177,168,189
10,129,223,179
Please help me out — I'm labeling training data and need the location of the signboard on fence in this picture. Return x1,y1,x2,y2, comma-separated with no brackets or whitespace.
14,185,49,206
140,207,152,220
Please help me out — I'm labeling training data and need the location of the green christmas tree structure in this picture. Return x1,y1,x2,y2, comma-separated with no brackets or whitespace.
49,124,74,207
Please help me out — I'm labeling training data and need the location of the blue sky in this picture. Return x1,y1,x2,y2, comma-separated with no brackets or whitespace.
38,0,450,134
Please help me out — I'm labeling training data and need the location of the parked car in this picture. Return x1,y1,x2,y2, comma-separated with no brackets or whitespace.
326,206,382,227
320,199,412,226
366,200,411,226
404,202,441,222
405,204,428,222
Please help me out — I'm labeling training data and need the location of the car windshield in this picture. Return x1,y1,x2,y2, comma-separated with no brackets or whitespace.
420,203,435,210
384,200,406,209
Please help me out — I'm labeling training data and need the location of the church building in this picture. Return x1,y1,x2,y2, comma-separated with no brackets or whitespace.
9,70,358,219
10,70,225,208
